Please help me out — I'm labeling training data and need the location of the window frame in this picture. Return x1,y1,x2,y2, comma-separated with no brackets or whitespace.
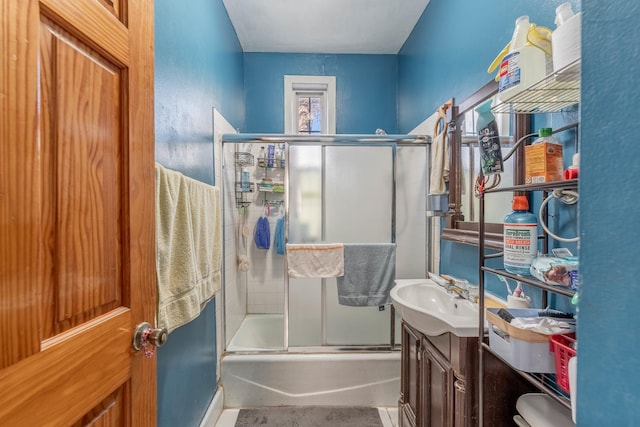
284,75,336,134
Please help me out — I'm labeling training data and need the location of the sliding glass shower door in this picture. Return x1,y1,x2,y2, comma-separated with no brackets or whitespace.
288,144,394,347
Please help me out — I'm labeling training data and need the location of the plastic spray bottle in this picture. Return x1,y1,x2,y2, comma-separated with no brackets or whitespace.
476,99,503,175
504,196,538,275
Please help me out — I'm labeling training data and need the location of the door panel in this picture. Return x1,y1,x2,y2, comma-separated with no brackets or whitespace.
1,0,155,425
40,17,123,337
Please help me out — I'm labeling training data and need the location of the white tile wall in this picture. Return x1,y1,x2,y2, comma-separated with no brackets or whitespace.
244,155,286,314
213,109,247,352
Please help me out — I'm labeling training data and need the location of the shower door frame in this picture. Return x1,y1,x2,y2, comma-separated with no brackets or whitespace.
221,134,430,354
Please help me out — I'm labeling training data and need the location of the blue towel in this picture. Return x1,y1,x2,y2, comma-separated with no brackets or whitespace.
336,243,396,306
254,216,270,249
274,217,285,255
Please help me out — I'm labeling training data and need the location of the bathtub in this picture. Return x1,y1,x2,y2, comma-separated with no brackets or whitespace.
222,314,401,407
227,314,285,352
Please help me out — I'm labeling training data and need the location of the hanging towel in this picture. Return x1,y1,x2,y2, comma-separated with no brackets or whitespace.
274,216,286,255
155,163,222,334
286,243,344,278
429,131,449,195
336,243,396,306
254,216,270,249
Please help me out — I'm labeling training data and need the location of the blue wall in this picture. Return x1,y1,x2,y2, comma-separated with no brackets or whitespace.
579,1,640,424
154,1,243,426
402,0,580,296
244,53,398,134
150,0,640,424
398,0,580,133
397,0,640,424
155,0,244,184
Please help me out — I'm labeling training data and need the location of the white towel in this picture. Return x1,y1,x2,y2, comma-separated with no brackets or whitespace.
429,131,449,195
155,163,222,333
286,243,345,278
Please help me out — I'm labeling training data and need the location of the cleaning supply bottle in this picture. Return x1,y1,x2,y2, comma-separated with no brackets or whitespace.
504,196,538,275
552,2,581,72
475,99,503,175
525,128,563,184
496,16,551,102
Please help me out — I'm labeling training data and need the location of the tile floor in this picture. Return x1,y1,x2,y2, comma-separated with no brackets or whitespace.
215,407,398,427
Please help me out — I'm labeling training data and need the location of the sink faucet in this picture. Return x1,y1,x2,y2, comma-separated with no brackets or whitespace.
431,273,478,303
448,285,470,300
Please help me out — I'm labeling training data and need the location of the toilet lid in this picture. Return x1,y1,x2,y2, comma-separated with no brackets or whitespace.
516,393,575,427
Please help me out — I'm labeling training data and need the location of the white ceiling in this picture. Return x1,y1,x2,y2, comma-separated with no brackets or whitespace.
223,0,431,54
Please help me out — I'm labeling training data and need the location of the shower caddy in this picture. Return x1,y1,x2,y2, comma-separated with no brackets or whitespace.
234,151,254,209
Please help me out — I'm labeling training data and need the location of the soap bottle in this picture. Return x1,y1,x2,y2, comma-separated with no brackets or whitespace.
552,2,581,72
498,16,549,102
475,99,503,175
267,144,275,168
240,167,250,192
275,144,283,168
279,144,286,168
257,146,266,168
504,196,538,275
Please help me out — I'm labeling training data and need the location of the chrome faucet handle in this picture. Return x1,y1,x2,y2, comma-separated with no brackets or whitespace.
449,285,469,300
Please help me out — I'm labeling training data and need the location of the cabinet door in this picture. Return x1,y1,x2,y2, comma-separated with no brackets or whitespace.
401,322,422,424
421,339,454,427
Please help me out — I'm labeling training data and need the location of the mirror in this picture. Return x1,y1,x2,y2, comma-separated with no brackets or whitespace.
442,80,529,249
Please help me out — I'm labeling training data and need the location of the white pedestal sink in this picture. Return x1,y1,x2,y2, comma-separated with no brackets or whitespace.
390,279,479,337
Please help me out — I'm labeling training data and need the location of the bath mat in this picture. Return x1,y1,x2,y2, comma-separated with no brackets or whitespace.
234,406,383,427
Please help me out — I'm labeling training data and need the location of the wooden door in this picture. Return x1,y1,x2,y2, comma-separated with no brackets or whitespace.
0,0,156,425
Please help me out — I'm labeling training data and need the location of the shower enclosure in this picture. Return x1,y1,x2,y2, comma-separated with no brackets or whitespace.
222,134,430,353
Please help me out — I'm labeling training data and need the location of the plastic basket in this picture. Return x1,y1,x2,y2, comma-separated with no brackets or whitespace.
549,333,577,393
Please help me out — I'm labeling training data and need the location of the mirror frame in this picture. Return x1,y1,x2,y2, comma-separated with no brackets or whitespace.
441,79,530,250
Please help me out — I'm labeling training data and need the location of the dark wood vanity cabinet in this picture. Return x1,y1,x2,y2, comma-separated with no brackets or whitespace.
399,321,478,427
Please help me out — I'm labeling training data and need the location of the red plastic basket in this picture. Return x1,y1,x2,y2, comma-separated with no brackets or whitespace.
549,333,577,393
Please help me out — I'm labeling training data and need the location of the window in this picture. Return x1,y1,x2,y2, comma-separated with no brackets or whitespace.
284,75,336,134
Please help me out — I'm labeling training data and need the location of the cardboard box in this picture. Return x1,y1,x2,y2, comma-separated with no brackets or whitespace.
525,143,563,184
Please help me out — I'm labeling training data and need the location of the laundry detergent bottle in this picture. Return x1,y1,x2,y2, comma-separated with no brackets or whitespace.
504,196,538,275
498,16,549,102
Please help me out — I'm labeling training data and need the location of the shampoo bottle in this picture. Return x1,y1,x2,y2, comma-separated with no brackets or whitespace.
241,168,250,192
504,196,538,275
476,99,503,175
498,16,549,102
258,146,266,168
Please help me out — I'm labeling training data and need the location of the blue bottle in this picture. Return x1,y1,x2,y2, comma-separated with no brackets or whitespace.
503,196,538,275
241,168,250,192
